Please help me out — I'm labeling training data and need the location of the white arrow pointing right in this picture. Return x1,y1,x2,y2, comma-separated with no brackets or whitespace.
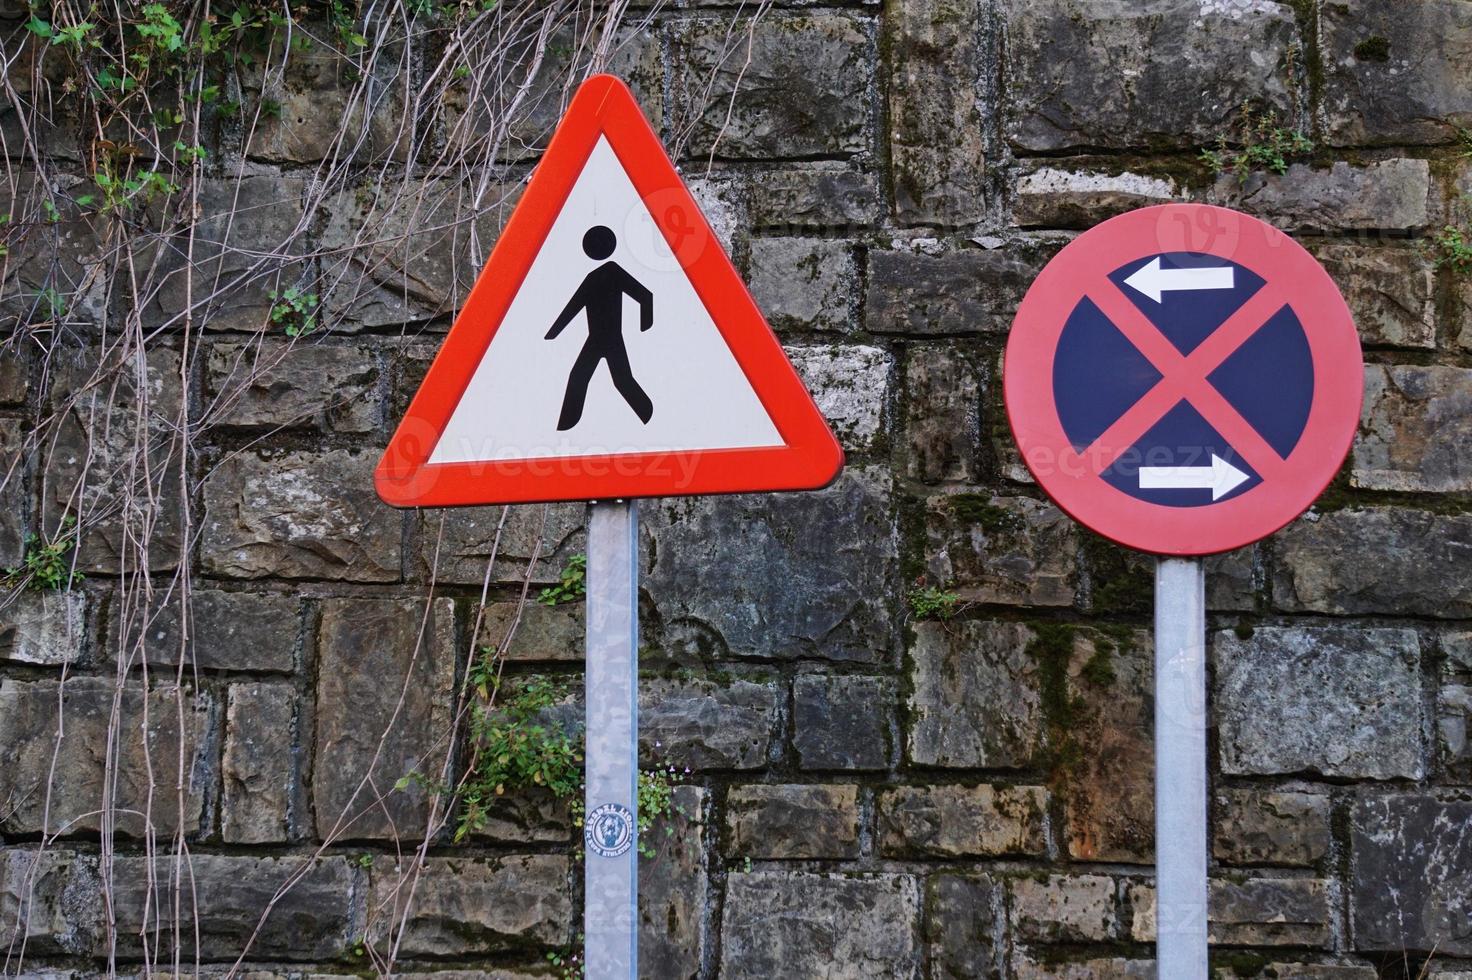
1123,257,1235,303
1139,454,1250,500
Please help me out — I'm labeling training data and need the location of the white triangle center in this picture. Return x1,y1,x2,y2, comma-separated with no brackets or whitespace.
427,137,784,465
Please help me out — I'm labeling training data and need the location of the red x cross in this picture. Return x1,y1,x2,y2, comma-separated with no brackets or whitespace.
1006,203,1363,556
1066,279,1294,483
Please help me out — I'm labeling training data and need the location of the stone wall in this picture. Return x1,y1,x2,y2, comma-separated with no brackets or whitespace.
2,0,1472,978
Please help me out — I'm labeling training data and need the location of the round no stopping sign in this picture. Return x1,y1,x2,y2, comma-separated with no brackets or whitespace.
1004,203,1363,556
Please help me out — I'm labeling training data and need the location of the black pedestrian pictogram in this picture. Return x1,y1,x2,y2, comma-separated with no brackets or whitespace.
545,225,654,431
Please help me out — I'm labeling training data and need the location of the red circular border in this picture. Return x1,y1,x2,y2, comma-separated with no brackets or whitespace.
1004,204,1363,556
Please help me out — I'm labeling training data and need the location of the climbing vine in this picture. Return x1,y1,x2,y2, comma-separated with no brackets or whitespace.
0,0,779,973
0,0,723,976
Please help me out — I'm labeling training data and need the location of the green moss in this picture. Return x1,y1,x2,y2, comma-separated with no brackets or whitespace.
1082,533,1152,616
795,248,823,283
1304,470,1472,517
1211,950,1271,977
1353,35,1391,62
1012,867,1054,885
898,494,930,584
1233,621,1255,640
1305,470,1355,511
1080,645,1117,687
1098,623,1137,657
949,494,1021,535
1286,0,1325,104
1141,152,1221,193
1029,624,1088,781
1091,570,1153,616
1031,623,1079,723
1028,944,1140,966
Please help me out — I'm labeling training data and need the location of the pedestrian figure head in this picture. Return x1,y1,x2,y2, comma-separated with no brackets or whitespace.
583,225,616,260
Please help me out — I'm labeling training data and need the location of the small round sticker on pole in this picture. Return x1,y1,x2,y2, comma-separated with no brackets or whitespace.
1004,203,1363,555
585,802,635,858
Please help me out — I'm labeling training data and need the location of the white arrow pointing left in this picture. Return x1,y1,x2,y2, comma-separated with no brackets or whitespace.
1139,454,1250,500
1123,257,1235,303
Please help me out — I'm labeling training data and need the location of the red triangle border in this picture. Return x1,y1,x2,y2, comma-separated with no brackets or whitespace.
375,74,844,508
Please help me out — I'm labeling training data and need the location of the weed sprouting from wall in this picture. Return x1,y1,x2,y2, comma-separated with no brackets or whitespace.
1200,103,1315,183
1434,191,1472,275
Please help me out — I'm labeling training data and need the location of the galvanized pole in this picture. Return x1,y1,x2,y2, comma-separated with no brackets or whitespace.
584,500,639,980
1154,557,1209,978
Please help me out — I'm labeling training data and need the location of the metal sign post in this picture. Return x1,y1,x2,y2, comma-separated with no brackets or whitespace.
1154,557,1208,978
372,73,842,980
1003,203,1365,971
584,500,639,979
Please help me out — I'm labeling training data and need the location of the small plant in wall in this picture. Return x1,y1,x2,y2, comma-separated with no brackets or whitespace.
569,757,686,859
32,286,68,325
1201,104,1314,183
91,165,179,214
268,286,320,337
1436,224,1472,274
452,675,583,840
4,517,83,591
422,667,685,852
547,944,585,979
538,553,587,605
906,578,963,621
1433,195,1472,275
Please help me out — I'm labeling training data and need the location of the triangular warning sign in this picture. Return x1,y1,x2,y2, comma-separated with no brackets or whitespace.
376,74,843,508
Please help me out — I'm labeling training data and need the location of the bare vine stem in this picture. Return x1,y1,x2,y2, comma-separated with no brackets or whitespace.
0,0,769,972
